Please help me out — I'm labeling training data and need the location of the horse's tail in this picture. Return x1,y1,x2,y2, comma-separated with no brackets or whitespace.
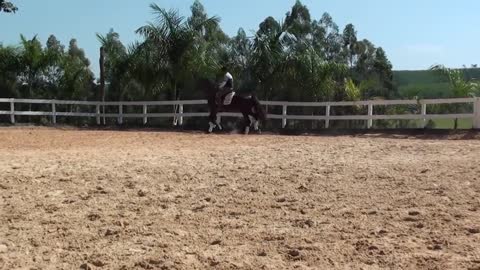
252,95,267,121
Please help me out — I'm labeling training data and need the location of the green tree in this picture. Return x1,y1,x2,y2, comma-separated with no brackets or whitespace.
0,0,17,13
285,0,312,41
18,35,49,99
43,35,65,98
318,13,343,62
59,39,94,100
186,0,228,83
96,29,130,100
136,3,220,102
353,39,376,78
287,45,348,102
0,45,22,97
227,28,255,92
343,24,358,67
252,17,294,101
0,0,398,130
344,78,362,101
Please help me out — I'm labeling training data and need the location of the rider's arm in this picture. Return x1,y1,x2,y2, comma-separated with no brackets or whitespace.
219,73,233,89
219,75,228,88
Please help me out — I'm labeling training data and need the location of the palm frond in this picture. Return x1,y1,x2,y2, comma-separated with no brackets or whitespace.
96,33,108,47
149,4,184,35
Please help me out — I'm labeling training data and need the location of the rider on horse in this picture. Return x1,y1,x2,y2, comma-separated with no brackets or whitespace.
216,66,235,107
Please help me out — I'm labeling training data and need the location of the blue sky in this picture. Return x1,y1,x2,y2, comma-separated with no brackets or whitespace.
1,0,479,76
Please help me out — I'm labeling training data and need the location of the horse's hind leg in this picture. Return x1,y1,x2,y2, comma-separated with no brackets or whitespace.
248,100,261,133
208,110,218,133
247,113,260,133
242,113,251,135
208,122,216,133
251,114,260,132
215,115,223,131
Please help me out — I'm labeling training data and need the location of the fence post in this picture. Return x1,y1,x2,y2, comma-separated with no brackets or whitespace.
325,105,331,129
173,104,178,126
178,104,184,126
143,104,148,125
102,103,106,125
282,105,287,128
10,99,15,124
367,103,373,129
118,103,123,125
421,103,427,128
96,104,101,125
52,102,57,125
474,97,480,130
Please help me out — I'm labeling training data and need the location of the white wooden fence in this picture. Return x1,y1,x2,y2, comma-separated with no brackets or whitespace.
1,97,479,129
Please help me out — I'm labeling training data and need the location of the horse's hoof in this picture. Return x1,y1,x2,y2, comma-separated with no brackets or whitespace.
244,126,250,135
208,122,216,133
253,121,260,131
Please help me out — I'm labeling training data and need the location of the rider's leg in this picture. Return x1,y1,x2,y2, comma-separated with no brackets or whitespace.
215,92,222,105
217,88,232,105
223,91,235,105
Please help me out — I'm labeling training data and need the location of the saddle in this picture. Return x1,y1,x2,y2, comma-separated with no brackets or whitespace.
216,92,235,106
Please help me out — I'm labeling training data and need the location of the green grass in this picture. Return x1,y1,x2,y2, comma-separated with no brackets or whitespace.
412,119,473,129
398,83,451,99
394,68,480,85
370,119,474,129
393,68,480,99
431,119,473,129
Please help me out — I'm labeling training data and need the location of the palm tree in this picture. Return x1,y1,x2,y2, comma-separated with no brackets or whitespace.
430,64,480,129
344,78,362,101
292,45,348,102
430,65,479,98
96,30,129,100
136,4,220,102
251,17,296,102
18,35,50,101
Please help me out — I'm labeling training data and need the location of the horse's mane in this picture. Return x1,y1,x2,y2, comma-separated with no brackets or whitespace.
196,77,217,97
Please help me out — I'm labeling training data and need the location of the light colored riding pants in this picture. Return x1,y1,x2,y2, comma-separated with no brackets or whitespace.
224,92,235,105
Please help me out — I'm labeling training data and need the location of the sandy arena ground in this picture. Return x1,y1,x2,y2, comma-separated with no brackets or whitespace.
1,127,480,270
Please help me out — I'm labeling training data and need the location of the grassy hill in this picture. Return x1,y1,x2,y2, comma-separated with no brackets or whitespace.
393,68,480,99
392,68,480,129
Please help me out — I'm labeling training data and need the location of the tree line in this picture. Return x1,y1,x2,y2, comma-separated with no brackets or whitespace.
1,0,394,104
2,1,478,129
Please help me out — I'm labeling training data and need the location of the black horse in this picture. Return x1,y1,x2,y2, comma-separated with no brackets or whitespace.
196,78,266,134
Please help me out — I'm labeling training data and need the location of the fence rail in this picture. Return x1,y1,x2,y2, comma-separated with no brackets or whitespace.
1,97,479,129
